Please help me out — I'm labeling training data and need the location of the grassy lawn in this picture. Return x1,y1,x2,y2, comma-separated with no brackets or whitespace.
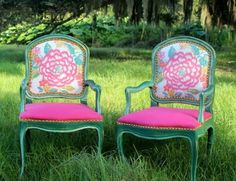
0,45,235,180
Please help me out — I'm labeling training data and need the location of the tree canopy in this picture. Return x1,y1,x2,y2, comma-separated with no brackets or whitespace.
0,0,235,43
0,0,105,32
1,0,235,28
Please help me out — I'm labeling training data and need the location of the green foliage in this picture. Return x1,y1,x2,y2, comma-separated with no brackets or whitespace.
60,19,170,48
173,23,206,39
0,0,101,32
0,14,234,50
114,23,169,48
172,23,235,49
0,46,236,180
0,0,235,46
0,16,163,48
66,16,125,47
0,24,46,44
207,26,233,50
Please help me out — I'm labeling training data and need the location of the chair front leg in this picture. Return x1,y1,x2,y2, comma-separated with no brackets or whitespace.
116,132,125,160
190,137,199,181
207,127,214,155
19,124,27,177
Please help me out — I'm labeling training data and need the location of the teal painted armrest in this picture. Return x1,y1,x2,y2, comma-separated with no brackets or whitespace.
125,81,153,114
85,80,101,114
20,79,27,112
198,85,214,123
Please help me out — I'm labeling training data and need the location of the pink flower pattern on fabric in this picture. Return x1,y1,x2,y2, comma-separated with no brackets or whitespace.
153,43,210,101
163,52,201,91
32,47,42,64
158,51,165,60
32,47,40,55
39,49,77,87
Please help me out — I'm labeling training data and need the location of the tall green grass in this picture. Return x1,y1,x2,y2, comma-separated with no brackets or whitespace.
0,46,235,180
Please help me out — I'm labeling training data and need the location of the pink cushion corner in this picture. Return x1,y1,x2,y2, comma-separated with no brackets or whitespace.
118,107,212,129
20,103,103,121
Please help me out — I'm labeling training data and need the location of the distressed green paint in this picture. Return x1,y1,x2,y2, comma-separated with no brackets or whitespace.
124,81,153,114
19,34,103,176
117,36,216,181
85,80,101,114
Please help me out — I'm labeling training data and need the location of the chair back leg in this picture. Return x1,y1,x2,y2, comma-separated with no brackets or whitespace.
97,127,104,154
207,127,214,155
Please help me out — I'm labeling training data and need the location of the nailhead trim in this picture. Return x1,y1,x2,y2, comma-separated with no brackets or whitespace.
20,119,102,123
117,117,211,130
117,122,197,130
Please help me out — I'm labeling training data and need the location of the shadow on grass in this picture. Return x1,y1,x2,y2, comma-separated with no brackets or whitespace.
0,45,152,63
0,45,25,63
0,61,24,76
217,46,236,72
216,70,236,84
90,47,151,60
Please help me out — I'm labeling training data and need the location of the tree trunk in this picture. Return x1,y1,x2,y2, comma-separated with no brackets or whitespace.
183,0,194,23
200,1,212,29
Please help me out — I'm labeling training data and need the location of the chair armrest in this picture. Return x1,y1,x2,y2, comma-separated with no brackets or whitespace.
125,81,153,114
85,80,101,114
197,85,214,123
20,79,27,112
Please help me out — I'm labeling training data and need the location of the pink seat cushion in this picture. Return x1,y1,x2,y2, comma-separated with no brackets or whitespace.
118,107,212,129
20,103,103,121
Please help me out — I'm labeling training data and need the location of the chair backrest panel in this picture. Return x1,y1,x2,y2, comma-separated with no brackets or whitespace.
25,34,88,98
151,36,216,104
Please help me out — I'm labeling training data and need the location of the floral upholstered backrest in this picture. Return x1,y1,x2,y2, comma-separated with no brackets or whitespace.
26,35,88,98
152,37,215,103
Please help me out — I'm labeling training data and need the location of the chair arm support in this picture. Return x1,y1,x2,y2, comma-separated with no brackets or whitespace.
198,85,214,123
20,79,27,112
125,81,153,114
85,80,101,114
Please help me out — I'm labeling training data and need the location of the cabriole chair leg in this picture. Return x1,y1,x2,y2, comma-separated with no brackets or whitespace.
117,132,125,160
190,138,198,181
19,127,27,177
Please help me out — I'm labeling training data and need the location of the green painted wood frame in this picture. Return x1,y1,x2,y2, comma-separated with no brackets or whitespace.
116,36,216,181
19,34,103,176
